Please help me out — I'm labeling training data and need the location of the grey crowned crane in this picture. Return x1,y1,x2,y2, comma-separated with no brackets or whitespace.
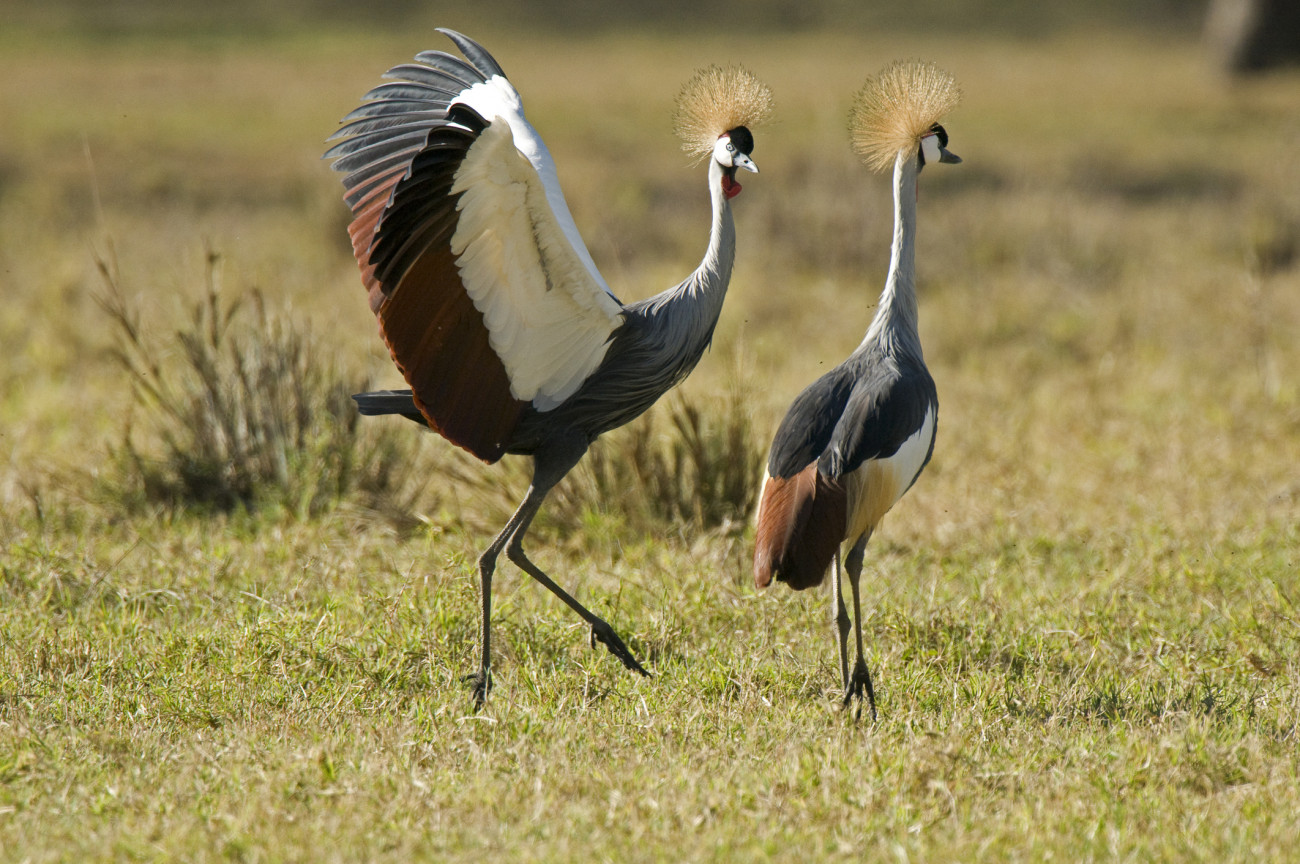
752,61,961,720
325,30,772,705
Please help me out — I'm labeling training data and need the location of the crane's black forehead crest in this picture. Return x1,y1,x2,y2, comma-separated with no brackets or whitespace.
726,125,755,155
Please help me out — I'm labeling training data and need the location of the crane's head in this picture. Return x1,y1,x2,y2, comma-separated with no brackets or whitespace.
673,64,772,199
849,60,962,174
713,126,758,199
919,123,961,169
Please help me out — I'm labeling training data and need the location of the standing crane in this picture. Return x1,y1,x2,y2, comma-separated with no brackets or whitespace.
752,61,961,720
326,30,772,705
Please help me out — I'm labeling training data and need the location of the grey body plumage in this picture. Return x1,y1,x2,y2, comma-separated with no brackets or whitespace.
767,346,936,486
768,151,937,487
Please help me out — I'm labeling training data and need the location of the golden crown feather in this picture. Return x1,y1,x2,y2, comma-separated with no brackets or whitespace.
673,64,774,161
849,60,962,173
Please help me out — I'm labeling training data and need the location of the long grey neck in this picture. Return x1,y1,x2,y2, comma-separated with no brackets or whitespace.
860,149,922,360
633,157,735,347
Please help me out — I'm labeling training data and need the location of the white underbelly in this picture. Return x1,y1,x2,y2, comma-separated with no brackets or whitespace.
843,405,935,543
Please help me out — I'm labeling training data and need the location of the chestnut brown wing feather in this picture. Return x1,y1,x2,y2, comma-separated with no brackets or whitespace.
378,242,523,461
754,465,847,591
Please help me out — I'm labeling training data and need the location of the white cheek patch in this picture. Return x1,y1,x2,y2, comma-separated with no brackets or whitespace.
920,134,941,166
712,135,734,166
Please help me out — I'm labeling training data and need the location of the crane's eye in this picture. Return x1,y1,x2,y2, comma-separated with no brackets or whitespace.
726,142,735,152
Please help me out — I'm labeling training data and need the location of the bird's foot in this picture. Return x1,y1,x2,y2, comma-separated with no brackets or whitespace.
462,668,492,708
589,618,651,677
841,659,878,722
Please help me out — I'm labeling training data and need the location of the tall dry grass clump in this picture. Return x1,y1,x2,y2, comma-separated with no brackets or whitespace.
94,247,425,521
573,386,764,534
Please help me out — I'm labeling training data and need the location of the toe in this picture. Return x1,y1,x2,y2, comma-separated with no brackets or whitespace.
591,620,650,677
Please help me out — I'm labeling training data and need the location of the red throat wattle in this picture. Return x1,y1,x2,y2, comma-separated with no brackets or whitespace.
722,174,742,199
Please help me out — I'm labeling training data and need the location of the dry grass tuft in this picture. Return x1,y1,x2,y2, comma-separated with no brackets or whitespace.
570,386,763,534
93,245,425,521
435,385,764,543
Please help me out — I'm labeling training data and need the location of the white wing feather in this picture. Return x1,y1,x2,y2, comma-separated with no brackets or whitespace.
449,77,624,410
455,77,614,300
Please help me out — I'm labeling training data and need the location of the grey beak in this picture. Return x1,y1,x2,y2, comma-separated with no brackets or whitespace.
734,152,759,173
939,148,962,164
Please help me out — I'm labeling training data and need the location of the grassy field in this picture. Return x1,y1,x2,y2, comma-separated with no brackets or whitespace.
2,10,1300,862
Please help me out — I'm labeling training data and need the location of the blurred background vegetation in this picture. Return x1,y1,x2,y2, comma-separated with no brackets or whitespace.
7,0,1210,38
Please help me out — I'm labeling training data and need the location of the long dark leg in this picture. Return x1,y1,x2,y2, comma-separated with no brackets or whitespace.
468,439,648,705
842,532,877,721
509,441,648,675
506,532,649,677
831,553,851,692
465,484,545,706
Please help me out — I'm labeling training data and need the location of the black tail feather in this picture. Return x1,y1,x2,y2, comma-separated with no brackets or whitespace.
352,389,429,427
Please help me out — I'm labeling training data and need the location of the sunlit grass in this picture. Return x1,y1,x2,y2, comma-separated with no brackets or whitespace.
1,17,1299,864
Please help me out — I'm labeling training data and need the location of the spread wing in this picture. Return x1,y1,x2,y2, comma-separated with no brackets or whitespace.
326,29,624,461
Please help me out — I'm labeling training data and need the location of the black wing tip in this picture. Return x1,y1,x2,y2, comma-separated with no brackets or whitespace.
435,28,507,80
327,29,495,162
